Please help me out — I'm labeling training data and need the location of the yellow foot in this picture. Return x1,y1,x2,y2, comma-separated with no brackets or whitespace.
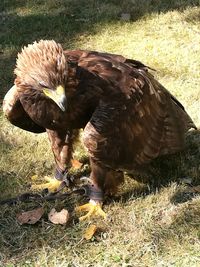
31,176,62,192
75,200,107,221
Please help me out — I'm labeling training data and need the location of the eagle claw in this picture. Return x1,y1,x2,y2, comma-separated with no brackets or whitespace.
75,200,107,221
31,176,62,192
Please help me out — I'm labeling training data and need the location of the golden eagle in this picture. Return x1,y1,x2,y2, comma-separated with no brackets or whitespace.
3,40,196,220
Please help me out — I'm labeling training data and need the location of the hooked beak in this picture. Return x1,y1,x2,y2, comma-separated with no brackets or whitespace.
43,85,67,112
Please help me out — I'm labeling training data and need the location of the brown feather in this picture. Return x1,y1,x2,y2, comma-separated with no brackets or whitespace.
3,40,197,200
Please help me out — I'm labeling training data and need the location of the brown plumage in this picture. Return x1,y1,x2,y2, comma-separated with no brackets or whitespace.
3,40,196,214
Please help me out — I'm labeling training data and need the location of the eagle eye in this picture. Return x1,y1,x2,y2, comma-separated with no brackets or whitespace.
39,81,49,89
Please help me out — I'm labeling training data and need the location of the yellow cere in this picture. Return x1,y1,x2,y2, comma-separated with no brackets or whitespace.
56,85,65,95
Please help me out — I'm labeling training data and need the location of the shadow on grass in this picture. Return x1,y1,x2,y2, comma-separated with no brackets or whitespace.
0,0,199,97
0,134,21,199
0,51,16,100
0,170,19,197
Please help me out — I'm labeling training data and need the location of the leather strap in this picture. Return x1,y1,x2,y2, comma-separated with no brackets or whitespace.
82,184,104,202
54,167,74,187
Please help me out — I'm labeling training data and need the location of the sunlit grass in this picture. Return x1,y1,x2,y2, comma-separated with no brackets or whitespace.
0,1,200,266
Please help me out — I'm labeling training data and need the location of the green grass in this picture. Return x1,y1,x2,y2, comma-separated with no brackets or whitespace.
0,0,200,266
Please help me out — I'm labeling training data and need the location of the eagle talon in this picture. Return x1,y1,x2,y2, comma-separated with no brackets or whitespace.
31,176,62,192
75,200,107,221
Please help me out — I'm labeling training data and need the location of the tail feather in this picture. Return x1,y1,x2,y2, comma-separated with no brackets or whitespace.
159,96,197,155
147,76,197,156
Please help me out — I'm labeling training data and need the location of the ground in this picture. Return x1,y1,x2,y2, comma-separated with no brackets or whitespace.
0,1,200,266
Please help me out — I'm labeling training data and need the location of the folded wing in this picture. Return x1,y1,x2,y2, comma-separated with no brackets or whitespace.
3,85,45,133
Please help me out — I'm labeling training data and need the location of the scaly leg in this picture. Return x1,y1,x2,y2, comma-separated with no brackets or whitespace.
31,130,79,192
75,162,124,221
75,160,109,221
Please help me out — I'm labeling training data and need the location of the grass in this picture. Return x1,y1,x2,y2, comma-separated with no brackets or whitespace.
0,0,200,266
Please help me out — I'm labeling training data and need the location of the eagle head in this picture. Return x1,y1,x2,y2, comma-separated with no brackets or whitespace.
14,40,67,111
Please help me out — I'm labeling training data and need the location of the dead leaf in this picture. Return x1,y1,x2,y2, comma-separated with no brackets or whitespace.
83,224,98,240
16,207,44,225
71,159,83,169
48,208,69,225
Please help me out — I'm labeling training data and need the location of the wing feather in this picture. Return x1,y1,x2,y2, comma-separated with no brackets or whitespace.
81,52,196,171
3,85,45,133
